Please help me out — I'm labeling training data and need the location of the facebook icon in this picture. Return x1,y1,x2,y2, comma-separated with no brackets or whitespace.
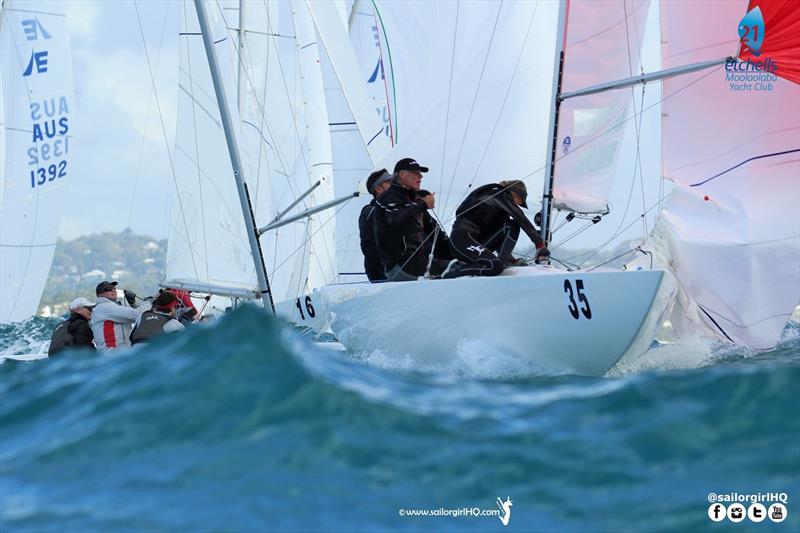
708,503,726,522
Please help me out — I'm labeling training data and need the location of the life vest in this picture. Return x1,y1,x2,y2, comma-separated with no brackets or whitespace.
48,315,89,356
129,311,170,345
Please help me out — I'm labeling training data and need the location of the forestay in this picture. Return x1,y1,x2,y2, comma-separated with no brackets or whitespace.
1,0,73,322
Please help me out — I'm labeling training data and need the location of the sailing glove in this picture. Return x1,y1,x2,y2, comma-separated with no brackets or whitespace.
535,247,551,265
124,290,137,305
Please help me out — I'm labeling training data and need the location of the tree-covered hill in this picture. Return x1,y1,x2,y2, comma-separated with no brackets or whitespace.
40,230,166,315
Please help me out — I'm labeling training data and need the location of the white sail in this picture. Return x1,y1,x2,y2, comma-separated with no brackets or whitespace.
635,0,800,349
169,1,341,304
168,0,255,294
0,1,74,322
552,0,651,215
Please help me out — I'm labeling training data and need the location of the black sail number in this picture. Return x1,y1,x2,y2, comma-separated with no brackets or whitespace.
564,279,592,320
295,295,316,320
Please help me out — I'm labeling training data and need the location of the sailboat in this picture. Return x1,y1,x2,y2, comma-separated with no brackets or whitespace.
0,0,75,323
164,0,798,376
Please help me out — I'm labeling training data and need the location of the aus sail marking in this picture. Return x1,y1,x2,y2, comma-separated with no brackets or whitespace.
563,279,592,320
28,98,70,188
20,17,71,189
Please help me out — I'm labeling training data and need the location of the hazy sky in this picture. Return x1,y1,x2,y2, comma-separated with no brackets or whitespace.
54,0,663,257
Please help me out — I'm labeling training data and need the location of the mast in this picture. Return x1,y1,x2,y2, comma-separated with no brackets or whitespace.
539,0,568,245
236,0,245,111
193,0,275,313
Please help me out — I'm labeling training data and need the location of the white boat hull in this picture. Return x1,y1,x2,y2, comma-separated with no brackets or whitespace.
318,266,675,376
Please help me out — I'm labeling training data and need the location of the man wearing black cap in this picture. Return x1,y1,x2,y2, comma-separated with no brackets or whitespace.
373,158,453,281
358,169,393,282
443,180,550,279
91,280,150,349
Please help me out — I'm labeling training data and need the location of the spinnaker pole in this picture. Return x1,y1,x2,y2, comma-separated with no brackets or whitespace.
193,0,275,313
539,0,568,246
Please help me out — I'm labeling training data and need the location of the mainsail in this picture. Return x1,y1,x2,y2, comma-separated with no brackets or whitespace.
0,0,74,322
642,0,800,349
168,0,339,304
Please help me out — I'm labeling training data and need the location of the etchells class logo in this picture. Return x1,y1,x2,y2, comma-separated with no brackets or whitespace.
726,5,777,91
738,6,764,56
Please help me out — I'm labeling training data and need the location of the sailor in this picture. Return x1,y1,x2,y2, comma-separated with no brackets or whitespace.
91,280,150,350
47,297,96,356
165,288,198,325
374,158,453,281
443,180,550,279
359,168,393,282
129,291,185,345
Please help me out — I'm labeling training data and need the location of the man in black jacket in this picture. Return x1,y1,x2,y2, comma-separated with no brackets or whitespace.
358,169,393,281
374,158,453,281
444,180,550,279
48,297,96,356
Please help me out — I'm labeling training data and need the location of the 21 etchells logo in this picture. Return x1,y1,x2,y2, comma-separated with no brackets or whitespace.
726,5,778,91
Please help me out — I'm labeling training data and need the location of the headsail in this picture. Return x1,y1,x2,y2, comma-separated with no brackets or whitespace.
552,0,651,215
646,0,800,349
1,0,74,322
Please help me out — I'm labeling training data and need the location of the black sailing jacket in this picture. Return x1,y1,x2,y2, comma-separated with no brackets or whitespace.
373,181,451,270
452,183,542,247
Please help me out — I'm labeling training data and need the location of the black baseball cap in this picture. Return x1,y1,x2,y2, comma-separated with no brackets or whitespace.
96,280,118,295
393,158,429,174
502,180,529,208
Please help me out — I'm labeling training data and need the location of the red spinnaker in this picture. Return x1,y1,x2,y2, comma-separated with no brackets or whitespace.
739,0,800,84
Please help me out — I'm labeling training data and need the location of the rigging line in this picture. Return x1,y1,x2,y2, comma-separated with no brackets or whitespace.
697,305,735,343
689,149,800,187
127,0,171,231
622,0,648,239
586,247,638,271
410,63,722,264
440,0,505,218
437,0,460,201
251,1,312,185
454,0,540,212
571,198,664,266
134,0,199,281
622,0,647,238
216,0,299,206
550,220,594,251
183,2,211,280
268,199,353,279
668,127,800,175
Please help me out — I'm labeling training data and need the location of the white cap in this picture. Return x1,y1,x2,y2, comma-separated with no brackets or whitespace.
69,297,96,311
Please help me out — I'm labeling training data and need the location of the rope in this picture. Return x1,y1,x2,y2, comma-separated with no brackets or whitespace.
127,0,171,230
134,0,200,281
440,0,504,216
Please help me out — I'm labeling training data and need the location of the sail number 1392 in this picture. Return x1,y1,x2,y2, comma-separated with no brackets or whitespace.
564,279,592,320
